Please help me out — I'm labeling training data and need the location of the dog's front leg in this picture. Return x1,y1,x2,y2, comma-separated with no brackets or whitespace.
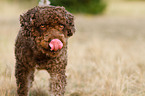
15,63,34,96
49,72,67,96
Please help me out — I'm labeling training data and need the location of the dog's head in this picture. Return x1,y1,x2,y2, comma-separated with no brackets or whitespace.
20,6,75,57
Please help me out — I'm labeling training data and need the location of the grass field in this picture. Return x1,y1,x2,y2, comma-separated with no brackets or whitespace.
0,1,145,96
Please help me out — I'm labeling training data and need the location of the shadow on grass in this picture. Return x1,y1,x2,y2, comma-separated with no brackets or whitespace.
30,90,84,96
70,93,82,96
30,89,48,96
7,87,84,96
69,92,84,96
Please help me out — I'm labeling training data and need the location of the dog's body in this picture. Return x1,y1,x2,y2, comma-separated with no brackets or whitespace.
15,6,75,96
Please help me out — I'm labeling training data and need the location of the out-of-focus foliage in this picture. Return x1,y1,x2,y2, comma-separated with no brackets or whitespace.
126,0,145,1
50,0,107,14
5,0,106,14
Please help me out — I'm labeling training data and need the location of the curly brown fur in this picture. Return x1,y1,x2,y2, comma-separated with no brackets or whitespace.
15,6,75,96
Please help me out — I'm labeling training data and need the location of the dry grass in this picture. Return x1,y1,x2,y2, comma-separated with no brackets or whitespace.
0,1,145,96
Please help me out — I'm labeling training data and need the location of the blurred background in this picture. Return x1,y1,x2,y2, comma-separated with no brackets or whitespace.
0,0,145,96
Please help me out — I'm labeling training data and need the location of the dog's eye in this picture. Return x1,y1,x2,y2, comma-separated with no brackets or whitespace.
59,24,64,30
40,25,46,30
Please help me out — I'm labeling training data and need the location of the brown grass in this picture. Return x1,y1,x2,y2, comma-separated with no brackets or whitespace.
0,1,145,96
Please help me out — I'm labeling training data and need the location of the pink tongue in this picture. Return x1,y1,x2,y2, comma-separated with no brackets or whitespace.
49,39,63,51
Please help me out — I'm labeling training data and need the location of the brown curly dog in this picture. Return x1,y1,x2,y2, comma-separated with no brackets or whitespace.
15,5,75,96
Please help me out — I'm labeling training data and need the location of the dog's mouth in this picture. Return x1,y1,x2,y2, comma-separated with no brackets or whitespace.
40,39,63,52
49,39,63,51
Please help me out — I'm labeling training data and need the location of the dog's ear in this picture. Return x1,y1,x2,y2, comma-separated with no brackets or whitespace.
19,6,39,36
66,13,75,37
20,14,30,27
20,15,25,27
20,13,33,36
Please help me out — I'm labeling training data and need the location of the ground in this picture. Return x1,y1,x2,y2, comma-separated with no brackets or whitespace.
0,1,145,96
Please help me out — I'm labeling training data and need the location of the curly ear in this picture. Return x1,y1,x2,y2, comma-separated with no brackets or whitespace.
19,14,31,36
66,13,75,37
20,15,25,26
20,14,31,28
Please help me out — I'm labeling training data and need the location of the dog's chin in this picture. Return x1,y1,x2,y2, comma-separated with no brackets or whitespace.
40,47,62,57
